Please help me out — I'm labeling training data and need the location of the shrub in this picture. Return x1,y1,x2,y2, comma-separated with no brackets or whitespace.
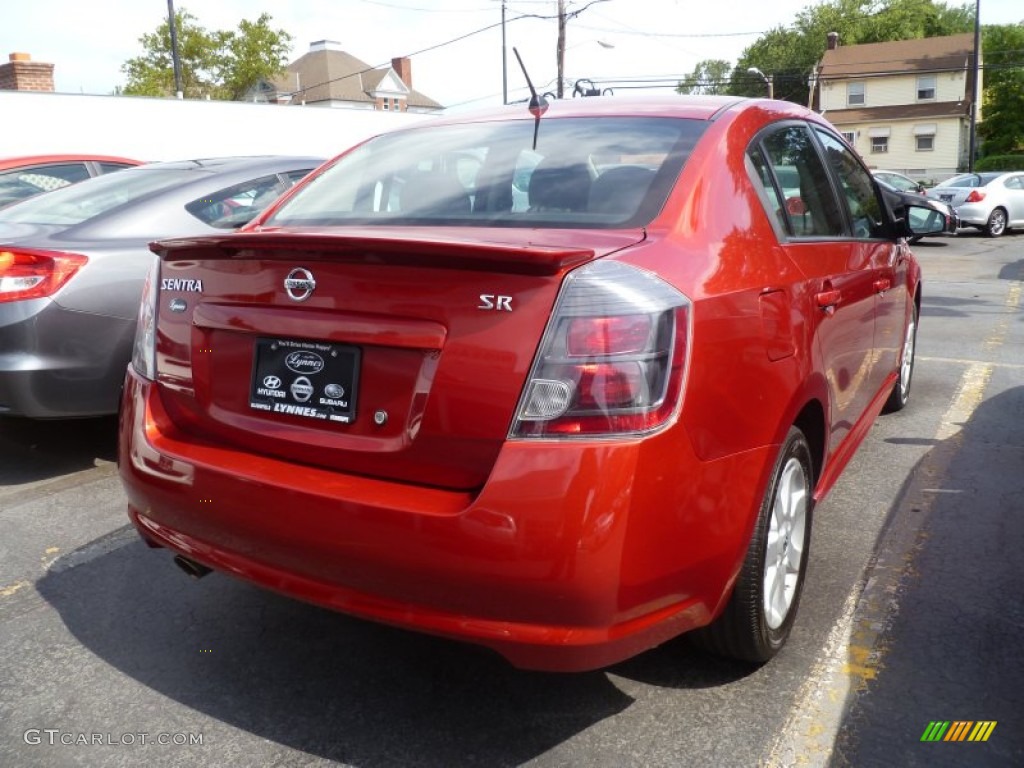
976,154,1024,172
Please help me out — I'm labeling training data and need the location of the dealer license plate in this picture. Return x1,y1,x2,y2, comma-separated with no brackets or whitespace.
249,337,359,423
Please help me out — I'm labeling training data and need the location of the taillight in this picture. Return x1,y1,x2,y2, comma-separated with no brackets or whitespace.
0,248,87,302
965,190,986,203
511,259,691,438
131,257,160,380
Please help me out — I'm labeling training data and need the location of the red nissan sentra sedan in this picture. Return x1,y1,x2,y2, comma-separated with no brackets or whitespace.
119,95,937,671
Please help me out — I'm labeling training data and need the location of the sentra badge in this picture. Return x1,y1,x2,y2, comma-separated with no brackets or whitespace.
161,278,203,292
284,267,316,302
285,351,325,375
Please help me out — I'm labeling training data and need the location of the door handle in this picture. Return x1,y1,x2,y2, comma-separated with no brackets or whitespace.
815,289,841,315
874,278,891,294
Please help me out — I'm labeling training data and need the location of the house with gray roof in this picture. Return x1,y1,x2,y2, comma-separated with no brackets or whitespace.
249,40,444,114
815,32,979,181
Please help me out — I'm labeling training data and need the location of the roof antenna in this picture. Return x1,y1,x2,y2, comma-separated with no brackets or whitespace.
513,47,548,150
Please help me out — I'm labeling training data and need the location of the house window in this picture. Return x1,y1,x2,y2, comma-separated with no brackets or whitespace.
917,75,937,101
847,82,865,106
871,136,888,153
841,131,856,145
916,135,934,151
382,100,389,111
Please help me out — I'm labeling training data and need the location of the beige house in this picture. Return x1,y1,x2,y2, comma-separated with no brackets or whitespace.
250,40,443,114
816,32,979,182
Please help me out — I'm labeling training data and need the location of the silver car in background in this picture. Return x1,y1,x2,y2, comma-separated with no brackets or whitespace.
927,171,1024,237
0,156,323,418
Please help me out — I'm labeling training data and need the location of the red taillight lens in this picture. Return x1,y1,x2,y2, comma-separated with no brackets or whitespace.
965,190,986,203
0,249,88,303
567,315,652,356
512,260,691,439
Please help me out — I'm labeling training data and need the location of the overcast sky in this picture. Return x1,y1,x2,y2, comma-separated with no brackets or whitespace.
3,0,1022,110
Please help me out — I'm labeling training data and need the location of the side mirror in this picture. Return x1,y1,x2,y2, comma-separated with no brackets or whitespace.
903,203,948,237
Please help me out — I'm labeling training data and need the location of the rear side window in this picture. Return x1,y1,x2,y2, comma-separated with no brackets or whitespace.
266,117,707,229
185,172,311,229
0,162,90,196
754,124,845,238
98,162,136,174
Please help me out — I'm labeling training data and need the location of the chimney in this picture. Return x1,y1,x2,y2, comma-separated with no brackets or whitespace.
0,52,55,92
392,57,412,89
827,32,840,51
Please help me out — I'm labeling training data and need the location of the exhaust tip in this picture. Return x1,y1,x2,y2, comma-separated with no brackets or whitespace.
173,554,212,579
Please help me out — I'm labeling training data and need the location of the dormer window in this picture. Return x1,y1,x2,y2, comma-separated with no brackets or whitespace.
847,82,865,106
917,75,937,101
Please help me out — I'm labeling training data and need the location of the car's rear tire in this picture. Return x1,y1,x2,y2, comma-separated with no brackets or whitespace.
882,302,918,414
690,427,814,663
984,208,1008,237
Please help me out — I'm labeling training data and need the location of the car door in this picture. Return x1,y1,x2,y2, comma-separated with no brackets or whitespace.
813,127,907,409
753,122,881,454
1003,174,1024,226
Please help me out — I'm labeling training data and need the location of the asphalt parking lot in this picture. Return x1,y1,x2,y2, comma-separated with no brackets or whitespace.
1,230,1022,767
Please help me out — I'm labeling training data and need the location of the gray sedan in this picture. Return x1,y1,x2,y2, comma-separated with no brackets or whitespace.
0,155,323,418
926,170,1024,237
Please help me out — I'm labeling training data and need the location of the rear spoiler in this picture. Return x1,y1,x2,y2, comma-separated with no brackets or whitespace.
149,228,622,276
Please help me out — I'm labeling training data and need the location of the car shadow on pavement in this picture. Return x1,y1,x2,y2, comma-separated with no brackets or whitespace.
32,530,745,766
826,384,1024,767
0,415,118,485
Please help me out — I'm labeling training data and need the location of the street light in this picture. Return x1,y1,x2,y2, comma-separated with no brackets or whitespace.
748,67,774,99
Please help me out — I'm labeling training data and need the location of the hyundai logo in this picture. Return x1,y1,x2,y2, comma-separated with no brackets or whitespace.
263,375,282,389
284,267,316,302
285,351,325,375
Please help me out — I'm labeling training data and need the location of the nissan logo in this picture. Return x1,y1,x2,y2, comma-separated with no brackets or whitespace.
284,267,316,302
285,351,325,375
290,376,314,402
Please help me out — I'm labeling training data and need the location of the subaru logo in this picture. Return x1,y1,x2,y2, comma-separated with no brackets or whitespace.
284,267,316,302
285,351,325,375
262,375,282,389
324,383,345,399
290,376,314,402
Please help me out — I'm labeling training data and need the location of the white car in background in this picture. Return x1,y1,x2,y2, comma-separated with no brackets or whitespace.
927,171,1024,237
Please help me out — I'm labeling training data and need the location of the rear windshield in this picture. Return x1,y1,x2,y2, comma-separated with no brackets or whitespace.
266,116,707,229
934,172,1002,189
0,166,196,227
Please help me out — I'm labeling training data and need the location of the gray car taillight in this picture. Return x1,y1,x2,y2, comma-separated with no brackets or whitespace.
131,257,159,380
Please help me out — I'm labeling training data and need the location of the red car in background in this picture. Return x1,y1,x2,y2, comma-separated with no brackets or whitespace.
0,154,141,207
119,95,941,672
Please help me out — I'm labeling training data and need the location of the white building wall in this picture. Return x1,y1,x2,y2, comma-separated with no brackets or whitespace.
0,91,432,161
821,70,968,111
839,117,964,181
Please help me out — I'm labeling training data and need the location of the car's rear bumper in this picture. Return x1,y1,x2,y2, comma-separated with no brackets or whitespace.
119,369,773,671
0,298,132,417
953,203,993,228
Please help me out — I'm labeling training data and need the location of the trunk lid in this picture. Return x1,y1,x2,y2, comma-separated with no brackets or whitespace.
151,226,644,490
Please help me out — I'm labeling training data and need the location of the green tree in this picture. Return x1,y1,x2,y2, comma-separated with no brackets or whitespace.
676,59,733,95
219,14,294,101
121,9,291,100
978,23,1024,156
729,0,973,103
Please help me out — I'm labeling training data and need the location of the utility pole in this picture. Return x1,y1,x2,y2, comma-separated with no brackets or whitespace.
556,0,566,99
968,0,980,172
167,0,184,99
